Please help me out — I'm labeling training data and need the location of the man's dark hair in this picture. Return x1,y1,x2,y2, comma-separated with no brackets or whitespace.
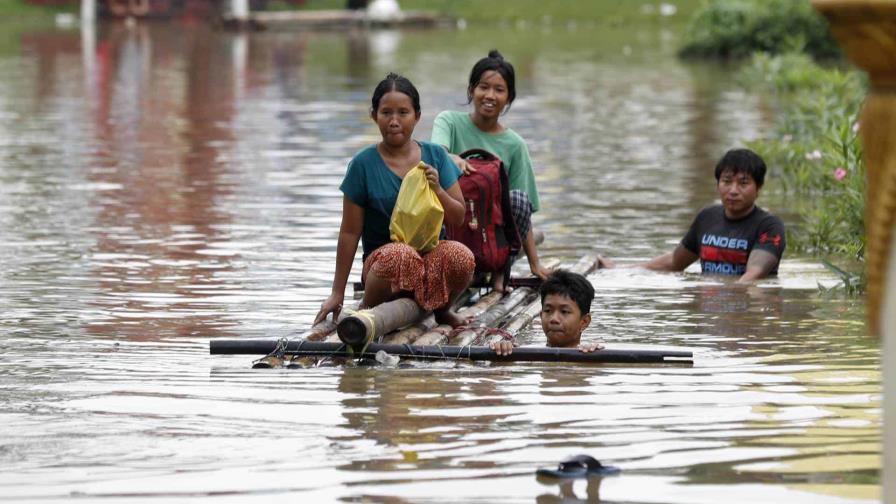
466,49,516,111
371,72,421,115
714,148,767,187
539,270,595,315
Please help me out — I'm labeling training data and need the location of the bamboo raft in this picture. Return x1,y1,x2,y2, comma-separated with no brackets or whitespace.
208,252,694,366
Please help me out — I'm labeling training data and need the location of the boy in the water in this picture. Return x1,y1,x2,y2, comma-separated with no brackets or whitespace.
490,270,601,355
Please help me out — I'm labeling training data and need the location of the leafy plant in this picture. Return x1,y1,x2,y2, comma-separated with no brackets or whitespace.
679,0,840,60
740,52,867,292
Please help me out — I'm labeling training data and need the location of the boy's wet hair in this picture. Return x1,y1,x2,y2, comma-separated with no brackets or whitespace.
371,72,421,115
539,270,595,315
466,49,516,111
714,148,767,187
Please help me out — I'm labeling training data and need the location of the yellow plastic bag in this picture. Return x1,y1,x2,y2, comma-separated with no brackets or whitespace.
389,163,444,253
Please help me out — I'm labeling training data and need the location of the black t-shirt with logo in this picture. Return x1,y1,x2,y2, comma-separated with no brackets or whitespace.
681,204,786,276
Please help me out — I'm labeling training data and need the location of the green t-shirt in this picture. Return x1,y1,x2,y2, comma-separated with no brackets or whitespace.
431,110,540,212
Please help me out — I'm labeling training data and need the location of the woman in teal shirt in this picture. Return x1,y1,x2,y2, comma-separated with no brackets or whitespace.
432,50,550,292
315,73,474,328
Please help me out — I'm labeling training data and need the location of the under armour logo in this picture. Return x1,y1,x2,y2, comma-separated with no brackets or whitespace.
759,232,782,248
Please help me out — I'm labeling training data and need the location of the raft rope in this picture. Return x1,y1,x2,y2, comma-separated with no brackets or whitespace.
252,336,290,367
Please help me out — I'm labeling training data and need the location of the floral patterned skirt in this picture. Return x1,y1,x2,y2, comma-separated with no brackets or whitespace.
363,241,474,311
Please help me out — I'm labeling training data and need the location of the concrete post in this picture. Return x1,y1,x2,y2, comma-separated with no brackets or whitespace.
81,0,95,24
231,0,249,21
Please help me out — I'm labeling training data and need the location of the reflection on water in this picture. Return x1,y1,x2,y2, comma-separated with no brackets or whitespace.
0,19,879,503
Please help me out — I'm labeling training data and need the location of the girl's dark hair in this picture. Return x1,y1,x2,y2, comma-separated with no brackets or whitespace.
714,148,767,187
371,72,421,115
466,49,516,111
539,270,594,315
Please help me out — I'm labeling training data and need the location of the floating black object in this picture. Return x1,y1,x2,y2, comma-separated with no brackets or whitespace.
536,455,621,479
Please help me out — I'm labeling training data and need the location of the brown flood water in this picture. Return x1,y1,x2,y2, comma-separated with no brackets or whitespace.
0,19,879,503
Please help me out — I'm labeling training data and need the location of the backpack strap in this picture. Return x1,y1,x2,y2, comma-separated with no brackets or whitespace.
459,148,499,161
499,165,522,251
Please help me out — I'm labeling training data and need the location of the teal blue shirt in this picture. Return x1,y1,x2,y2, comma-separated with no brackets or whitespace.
340,141,461,260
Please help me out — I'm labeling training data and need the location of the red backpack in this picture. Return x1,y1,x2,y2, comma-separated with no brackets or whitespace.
446,149,521,273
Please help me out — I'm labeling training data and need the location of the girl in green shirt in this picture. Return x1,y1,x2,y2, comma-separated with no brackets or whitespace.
432,50,550,292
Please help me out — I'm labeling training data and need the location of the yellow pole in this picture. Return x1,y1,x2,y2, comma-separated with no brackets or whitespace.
811,1,896,500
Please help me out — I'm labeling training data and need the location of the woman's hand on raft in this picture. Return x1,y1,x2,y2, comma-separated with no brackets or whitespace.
449,154,476,176
314,293,344,325
530,261,553,281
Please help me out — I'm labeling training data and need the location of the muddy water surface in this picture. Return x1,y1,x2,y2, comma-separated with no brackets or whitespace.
0,19,879,503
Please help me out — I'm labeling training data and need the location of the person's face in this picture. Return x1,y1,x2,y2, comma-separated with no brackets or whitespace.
540,293,591,348
717,169,760,219
470,70,509,120
372,91,420,148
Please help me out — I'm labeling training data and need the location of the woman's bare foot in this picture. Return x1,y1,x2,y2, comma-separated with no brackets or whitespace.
490,271,512,293
434,307,472,327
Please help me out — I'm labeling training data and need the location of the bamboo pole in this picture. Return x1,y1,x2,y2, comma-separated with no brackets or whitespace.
381,288,475,344
414,258,561,345
413,291,503,345
297,301,360,341
448,288,534,346
336,297,425,346
210,339,693,364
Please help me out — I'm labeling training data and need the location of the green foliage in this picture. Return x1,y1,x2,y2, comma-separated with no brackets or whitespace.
0,0,74,17
679,0,840,59
741,52,867,291
299,0,705,25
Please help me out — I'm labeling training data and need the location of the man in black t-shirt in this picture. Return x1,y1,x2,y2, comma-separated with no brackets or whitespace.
641,149,786,282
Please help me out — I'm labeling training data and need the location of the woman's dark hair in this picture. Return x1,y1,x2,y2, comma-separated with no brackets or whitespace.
371,72,421,115
714,148,767,187
466,49,516,111
539,270,594,315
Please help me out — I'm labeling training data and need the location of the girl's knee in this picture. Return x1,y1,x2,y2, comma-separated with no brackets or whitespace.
437,241,475,282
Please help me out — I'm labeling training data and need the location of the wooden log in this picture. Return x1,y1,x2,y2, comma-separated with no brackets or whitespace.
297,301,360,342
413,291,503,345
381,315,435,345
380,287,476,344
447,288,534,346
416,258,560,346
336,297,424,347
209,339,693,364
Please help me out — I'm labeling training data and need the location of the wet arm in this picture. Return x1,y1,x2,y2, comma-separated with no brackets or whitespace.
314,197,363,324
738,249,779,283
642,245,698,272
522,228,550,279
